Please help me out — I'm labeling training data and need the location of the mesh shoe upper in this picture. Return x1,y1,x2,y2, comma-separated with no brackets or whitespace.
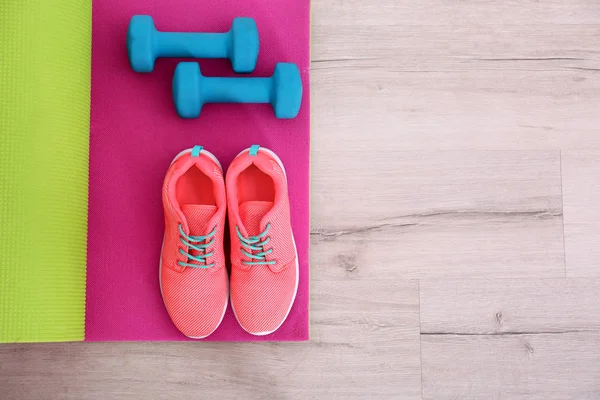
161,147,228,338
226,146,298,335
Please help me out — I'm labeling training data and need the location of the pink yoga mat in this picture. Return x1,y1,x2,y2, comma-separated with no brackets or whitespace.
86,0,310,341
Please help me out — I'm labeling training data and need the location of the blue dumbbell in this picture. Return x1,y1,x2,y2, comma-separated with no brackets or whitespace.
172,62,303,119
127,15,259,73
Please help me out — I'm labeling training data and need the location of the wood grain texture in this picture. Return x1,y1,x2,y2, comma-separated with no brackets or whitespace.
420,279,600,399
0,281,421,399
311,151,564,279
562,151,600,277
421,332,600,400
420,279,600,334
311,0,600,151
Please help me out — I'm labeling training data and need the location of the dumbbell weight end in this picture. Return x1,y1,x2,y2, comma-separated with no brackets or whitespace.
271,63,303,119
173,62,203,118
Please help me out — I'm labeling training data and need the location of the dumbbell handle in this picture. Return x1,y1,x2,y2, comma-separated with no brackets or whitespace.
156,32,230,58
200,77,272,104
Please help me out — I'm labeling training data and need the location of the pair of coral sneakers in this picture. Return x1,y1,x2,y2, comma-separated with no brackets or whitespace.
160,145,298,338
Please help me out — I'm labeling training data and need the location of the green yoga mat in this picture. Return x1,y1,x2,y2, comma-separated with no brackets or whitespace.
0,1,92,342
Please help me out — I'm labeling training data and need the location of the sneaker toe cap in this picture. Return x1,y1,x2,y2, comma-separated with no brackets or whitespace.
161,266,228,338
230,261,298,335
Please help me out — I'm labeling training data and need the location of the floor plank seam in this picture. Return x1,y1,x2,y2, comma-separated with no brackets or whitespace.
418,280,425,400
421,329,596,336
559,150,568,277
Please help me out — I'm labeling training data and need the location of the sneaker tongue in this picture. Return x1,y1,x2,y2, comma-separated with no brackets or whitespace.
239,201,274,236
181,205,217,236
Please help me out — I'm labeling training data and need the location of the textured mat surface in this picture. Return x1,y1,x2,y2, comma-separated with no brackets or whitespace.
86,0,310,340
0,1,91,342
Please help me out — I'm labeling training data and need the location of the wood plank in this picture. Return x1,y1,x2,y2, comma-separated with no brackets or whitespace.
312,0,600,27
311,0,600,150
0,280,421,399
312,68,600,151
562,151,600,277
311,151,564,280
420,279,600,334
421,332,600,399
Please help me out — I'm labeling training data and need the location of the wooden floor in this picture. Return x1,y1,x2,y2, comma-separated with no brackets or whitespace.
2,1,600,398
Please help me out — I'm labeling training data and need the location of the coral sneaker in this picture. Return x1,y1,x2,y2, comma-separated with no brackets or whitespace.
226,145,299,335
160,146,228,338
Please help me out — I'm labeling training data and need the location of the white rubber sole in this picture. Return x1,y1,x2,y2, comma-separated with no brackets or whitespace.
159,147,228,339
229,146,300,336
